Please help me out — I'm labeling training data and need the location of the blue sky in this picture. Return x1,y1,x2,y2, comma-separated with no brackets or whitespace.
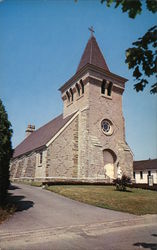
0,0,156,160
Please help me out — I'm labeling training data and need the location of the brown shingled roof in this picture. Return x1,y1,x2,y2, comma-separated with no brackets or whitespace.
13,113,76,158
76,36,109,72
133,159,157,171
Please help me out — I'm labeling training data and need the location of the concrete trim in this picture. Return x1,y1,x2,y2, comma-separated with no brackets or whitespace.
46,111,79,147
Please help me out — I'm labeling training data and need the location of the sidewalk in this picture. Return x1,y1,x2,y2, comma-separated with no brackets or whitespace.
0,214,157,250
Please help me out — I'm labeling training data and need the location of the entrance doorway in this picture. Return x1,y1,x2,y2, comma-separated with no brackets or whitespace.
103,149,117,179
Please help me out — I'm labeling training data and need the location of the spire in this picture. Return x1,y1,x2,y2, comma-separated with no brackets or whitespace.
76,31,109,72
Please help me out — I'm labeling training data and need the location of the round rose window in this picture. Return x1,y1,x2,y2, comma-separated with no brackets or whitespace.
101,119,113,135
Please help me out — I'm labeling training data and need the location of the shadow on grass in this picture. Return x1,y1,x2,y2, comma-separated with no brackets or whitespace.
134,242,157,250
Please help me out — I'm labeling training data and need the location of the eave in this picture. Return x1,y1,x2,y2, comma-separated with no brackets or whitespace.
59,63,128,93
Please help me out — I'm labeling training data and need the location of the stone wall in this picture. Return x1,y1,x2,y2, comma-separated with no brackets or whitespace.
24,153,36,178
46,115,79,179
85,77,133,178
35,150,47,180
10,159,18,179
10,151,37,181
78,108,90,178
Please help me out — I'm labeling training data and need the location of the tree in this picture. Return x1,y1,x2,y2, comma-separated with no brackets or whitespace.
101,0,157,94
0,99,13,205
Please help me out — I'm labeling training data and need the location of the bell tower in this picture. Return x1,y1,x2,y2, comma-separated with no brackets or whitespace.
59,30,133,181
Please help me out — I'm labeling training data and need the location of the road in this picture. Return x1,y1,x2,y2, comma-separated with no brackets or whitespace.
0,183,157,250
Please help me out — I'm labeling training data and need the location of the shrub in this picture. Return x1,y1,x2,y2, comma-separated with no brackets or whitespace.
0,99,13,205
113,174,131,191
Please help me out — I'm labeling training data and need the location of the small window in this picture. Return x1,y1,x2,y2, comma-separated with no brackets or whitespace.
133,171,135,179
66,91,70,102
39,152,43,164
76,83,80,96
70,88,73,102
140,171,143,179
107,82,113,96
148,170,151,176
101,80,106,94
101,119,113,135
80,80,84,94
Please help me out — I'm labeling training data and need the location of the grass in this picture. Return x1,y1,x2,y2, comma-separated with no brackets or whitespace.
13,180,42,187
46,185,157,215
0,204,16,224
30,181,42,187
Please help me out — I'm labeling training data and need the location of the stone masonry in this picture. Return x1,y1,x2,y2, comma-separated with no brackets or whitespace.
46,115,79,180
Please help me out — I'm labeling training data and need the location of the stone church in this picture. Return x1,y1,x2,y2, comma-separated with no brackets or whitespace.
10,32,133,183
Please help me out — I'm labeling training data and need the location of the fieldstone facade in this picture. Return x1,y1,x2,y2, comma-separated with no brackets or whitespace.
10,151,36,180
10,34,133,183
46,115,79,180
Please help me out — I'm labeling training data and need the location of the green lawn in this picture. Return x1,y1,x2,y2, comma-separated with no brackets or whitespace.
47,185,157,215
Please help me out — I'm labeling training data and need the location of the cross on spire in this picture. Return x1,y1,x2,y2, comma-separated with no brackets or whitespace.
88,26,95,37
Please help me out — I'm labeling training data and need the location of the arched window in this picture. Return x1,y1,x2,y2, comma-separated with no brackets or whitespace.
107,82,113,96
76,83,80,96
101,80,106,94
66,91,70,102
80,80,84,94
70,88,73,102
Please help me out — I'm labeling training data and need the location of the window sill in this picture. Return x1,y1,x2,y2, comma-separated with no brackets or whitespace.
67,102,73,107
101,94,112,100
76,94,84,101
102,130,113,136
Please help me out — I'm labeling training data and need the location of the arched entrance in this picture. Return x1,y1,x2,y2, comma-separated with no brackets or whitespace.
103,149,117,179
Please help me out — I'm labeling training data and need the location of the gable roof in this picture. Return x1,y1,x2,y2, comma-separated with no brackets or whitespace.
13,113,75,159
133,159,157,171
76,35,109,73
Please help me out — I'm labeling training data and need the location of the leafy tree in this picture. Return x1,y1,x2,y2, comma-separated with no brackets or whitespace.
0,99,13,205
101,0,157,93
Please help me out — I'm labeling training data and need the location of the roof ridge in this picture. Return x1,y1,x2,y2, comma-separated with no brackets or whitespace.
90,37,92,64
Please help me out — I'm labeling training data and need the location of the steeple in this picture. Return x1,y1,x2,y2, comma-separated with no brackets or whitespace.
76,33,110,73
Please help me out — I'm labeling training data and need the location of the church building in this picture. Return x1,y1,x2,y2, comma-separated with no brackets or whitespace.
10,31,133,183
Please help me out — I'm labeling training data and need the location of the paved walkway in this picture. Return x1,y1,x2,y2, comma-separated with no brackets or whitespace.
0,183,157,249
0,183,139,233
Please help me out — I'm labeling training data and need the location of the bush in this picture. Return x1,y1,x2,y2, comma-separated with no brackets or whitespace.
113,174,131,191
0,99,13,205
